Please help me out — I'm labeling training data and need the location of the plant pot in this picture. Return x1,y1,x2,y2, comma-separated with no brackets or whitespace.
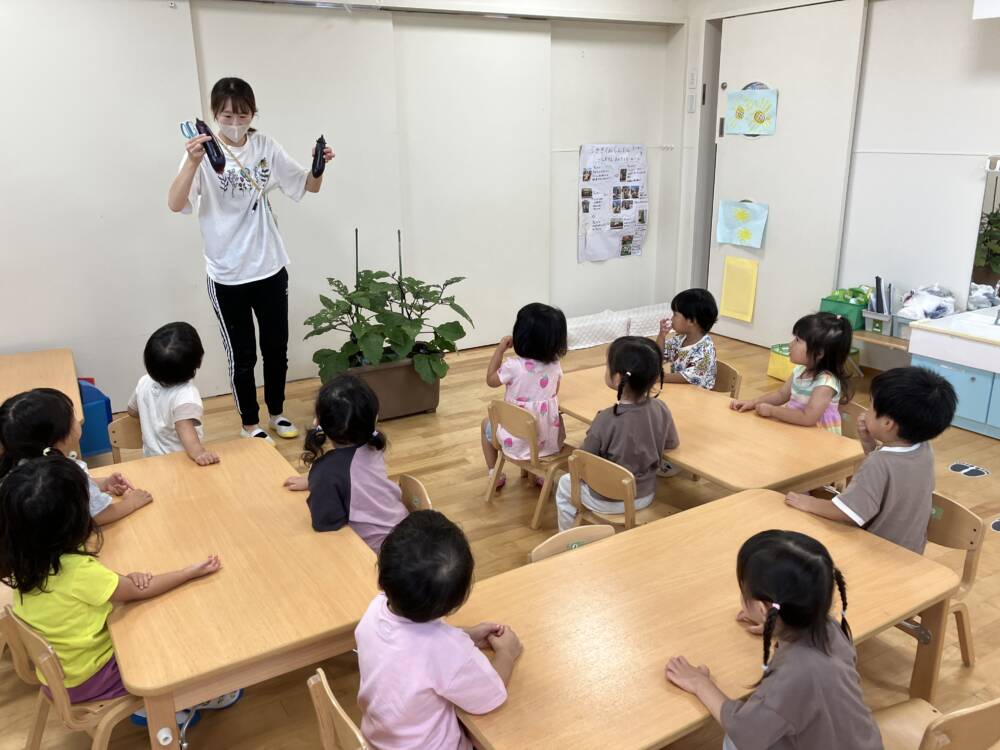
347,357,440,420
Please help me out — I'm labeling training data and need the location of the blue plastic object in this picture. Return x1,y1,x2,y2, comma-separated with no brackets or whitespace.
78,380,112,457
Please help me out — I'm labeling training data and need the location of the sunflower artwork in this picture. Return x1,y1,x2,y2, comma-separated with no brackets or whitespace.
724,89,778,136
717,200,769,249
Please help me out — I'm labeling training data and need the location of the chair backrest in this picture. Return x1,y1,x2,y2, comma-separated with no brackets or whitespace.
108,415,142,462
927,492,985,592
1,595,39,685
568,451,638,527
921,695,1000,750
712,360,742,399
398,474,432,512
839,401,867,440
529,525,615,562
307,668,368,750
8,607,90,730
488,400,540,464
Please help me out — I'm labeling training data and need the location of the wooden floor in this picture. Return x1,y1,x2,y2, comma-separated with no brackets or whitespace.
2,336,998,749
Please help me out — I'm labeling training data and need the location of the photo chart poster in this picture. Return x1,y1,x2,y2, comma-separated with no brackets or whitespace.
578,144,649,262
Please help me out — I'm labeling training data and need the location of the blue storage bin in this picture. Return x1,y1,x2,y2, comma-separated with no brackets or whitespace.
78,380,112,457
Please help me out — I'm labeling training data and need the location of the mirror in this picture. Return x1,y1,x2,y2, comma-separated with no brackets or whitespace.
970,160,1000,308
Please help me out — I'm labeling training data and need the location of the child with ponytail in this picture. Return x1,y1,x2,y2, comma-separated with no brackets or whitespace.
283,375,407,552
554,336,679,531
666,530,882,750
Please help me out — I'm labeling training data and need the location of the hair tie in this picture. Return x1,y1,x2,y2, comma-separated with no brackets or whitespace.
625,371,632,377
841,609,847,617
836,314,842,320
42,447,52,456
372,430,379,438
762,664,770,672
771,603,781,611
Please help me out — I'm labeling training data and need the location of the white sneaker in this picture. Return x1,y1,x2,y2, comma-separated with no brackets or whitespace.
268,415,299,439
196,689,243,711
657,460,680,478
241,427,276,445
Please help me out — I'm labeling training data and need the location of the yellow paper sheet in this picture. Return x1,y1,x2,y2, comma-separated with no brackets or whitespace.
719,256,759,323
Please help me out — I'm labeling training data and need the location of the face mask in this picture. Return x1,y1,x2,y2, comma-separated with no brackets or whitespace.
218,122,250,143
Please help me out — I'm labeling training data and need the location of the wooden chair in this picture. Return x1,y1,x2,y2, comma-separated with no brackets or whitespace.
7,606,143,750
307,668,368,750
893,492,984,667
107,414,142,463
874,696,1000,750
712,360,742,399
529,525,614,563
1,589,39,686
484,400,573,530
839,401,867,440
398,474,432,511
568,450,664,530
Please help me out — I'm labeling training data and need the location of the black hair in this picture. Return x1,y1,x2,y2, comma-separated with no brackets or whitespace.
303,375,386,466
607,336,664,415
737,530,850,676
671,288,719,333
871,367,957,443
210,77,258,118
0,455,101,594
0,389,76,478
792,312,854,404
512,303,568,364
377,510,474,623
144,322,204,387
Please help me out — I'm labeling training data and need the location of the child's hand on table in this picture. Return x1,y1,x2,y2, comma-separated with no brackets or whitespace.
194,450,220,466
104,472,134,496
283,475,308,491
185,555,222,580
730,399,756,412
754,403,775,418
665,656,712,694
126,572,153,590
466,622,505,648
124,488,153,509
488,626,523,660
736,606,765,635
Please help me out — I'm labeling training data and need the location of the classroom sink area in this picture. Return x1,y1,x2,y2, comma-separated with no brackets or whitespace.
909,307,1000,374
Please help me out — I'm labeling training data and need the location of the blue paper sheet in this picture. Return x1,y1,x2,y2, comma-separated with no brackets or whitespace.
724,89,778,136
717,200,769,249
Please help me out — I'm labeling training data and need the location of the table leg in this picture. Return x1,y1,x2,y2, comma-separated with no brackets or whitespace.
909,597,949,702
144,693,180,749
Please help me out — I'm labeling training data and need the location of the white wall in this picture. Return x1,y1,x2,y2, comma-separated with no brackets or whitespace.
838,0,1000,309
549,20,685,318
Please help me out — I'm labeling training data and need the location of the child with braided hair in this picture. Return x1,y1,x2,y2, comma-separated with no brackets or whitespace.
666,530,882,750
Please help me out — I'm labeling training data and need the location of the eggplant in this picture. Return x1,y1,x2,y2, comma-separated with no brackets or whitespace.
312,134,326,178
195,118,226,174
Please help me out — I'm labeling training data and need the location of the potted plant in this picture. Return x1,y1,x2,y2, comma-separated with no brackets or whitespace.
304,232,473,419
973,209,1000,287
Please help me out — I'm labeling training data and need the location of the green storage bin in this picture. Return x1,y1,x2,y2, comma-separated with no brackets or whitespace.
819,296,866,330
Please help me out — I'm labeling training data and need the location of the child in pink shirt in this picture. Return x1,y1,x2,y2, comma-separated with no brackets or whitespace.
355,510,523,749
482,302,567,489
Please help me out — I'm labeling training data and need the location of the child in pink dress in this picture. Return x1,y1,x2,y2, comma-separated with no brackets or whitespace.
355,510,523,750
481,303,567,489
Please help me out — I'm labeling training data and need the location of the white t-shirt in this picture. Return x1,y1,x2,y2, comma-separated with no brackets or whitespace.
180,131,308,284
73,459,112,518
127,375,204,457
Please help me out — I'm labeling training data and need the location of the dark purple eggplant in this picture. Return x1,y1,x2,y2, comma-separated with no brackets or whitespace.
195,118,226,174
312,134,326,178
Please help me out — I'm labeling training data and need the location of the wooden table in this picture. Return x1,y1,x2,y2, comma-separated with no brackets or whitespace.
456,490,958,750
0,348,82,422
93,439,378,750
559,366,864,493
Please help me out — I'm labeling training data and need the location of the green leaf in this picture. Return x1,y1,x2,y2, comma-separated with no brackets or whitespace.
412,354,436,384
433,321,466,344
431,336,456,353
387,330,416,359
447,301,474,326
315,348,351,383
312,348,338,365
341,341,360,357
429,355,449,378
375,310,409,328
358,331,386,365
442,276,466,287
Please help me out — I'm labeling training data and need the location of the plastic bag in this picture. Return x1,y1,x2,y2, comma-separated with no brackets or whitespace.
967,282,1000,310
896,284,955,321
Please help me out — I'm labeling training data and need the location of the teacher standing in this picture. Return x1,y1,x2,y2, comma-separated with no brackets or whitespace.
168,77,333,444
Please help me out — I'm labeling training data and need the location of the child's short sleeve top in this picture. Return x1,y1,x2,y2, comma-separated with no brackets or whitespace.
355,594,507,750
788,366,842,434
662,334,717,389
13,554,119,687
128,374,204,457
495,356,563,460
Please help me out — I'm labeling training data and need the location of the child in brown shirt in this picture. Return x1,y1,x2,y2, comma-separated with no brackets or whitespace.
785,367,957,554
554,336,679,531
666,530,883,750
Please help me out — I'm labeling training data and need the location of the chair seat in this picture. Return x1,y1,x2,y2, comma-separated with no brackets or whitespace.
874,699,942,750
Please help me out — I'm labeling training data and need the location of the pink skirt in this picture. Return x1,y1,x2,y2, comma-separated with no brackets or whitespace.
787,399,842,434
